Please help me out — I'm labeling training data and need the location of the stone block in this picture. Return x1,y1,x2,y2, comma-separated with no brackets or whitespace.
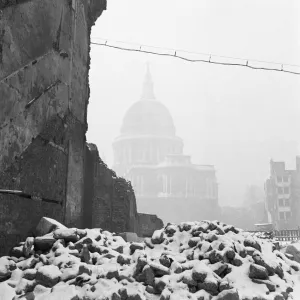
34,217,67,237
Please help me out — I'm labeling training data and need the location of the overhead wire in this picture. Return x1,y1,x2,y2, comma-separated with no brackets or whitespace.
90,37,300,76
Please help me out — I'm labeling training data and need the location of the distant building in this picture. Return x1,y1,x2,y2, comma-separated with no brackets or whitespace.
112,64,219,223
264,157,300,230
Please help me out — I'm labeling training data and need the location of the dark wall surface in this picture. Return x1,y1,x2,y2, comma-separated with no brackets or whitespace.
0,0,106,255
85,144,140,234
0,0,164,256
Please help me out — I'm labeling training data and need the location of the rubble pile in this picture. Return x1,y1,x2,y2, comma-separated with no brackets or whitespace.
0,219,299,300
248,232,274,240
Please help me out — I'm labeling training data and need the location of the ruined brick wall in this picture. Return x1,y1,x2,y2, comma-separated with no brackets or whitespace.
85,144,140,234
0,0,106,255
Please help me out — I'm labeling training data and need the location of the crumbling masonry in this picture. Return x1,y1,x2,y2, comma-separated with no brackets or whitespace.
0,0,163,255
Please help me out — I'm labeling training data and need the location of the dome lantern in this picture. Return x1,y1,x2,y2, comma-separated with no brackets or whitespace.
140,62,156,101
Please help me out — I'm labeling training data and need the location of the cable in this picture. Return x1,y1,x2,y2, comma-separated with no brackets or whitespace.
90,39,300,76
92,37,300,68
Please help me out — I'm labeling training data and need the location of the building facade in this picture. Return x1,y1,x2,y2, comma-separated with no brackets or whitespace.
112,65,219,224
264,157,300,230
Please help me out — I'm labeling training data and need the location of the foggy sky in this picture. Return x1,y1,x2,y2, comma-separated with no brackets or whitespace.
87,0,300,207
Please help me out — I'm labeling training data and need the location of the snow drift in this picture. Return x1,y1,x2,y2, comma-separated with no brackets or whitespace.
0,218,299,300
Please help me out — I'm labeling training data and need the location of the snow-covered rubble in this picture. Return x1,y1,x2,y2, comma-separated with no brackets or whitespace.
0,219,299,300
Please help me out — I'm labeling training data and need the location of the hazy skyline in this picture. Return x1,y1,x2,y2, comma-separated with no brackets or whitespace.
87,0,300,207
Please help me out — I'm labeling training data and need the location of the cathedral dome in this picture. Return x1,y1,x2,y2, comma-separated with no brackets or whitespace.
120,64,176,137
121,100,176,136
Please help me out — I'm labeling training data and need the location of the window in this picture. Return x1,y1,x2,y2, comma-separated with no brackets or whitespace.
284,199,290,207
277,187,283,194
279,212,285,220
278,199,284,206
277,176,282,182
284,187,290,194
283,176,289,182
285,212,291,219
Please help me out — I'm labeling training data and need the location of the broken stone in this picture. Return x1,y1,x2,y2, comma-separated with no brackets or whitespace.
23,237,35,258
232,257,243,267
214,288,239,300
251,278,276,292
117,254,131,265
223,225,239,234
248,264,268,280
149,261,170,276
211,262,228,277
78,264,92,276
141,265,155,285
74,229,87,239
182,272,198,286
159,255,171,268
34,217,67,237
23,268,37,280
80,244,91,264
170,261,183,274
34,233,56,251
36,265,62,288
206,232,218,243
209,250,224,264
165,224,177,236
60,266,80,282
10,245,24,259
151,230,165,244
154,277,168,293
252,255,275,276
145,285,157,294
106,266,119,280
15,278,37,295
119,286,143,300
188,237,201,248
53,229,79,243
244,238,261,252
192,267,208,282
129,242,144,254
0,258,11,280
275,265,284,279
219,281,232,292
160,288,172,300
197,276,219,296
16,257,39,271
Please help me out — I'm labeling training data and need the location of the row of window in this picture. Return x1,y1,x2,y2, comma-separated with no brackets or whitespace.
279,211,291,220
115,145,182,164
277,187,290,194
277,176,289,183
131,175,216,198
278,198,290,207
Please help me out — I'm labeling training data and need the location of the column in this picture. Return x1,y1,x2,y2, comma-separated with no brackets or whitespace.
141,175,144,196
163,175,167,194
123,147,126,164
185,178,188,198
165,175,168,194
128,146,132,164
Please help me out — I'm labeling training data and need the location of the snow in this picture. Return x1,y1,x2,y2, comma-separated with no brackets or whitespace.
0,282,15,300
1,219,300,299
